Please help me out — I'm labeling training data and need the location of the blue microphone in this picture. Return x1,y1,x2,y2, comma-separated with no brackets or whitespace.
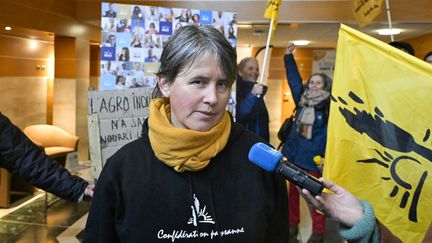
248,142,324,196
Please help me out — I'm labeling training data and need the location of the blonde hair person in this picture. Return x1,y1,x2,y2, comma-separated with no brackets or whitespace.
236,57,270,141
84,25,289,242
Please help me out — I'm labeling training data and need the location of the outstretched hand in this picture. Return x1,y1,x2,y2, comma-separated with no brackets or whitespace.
300,178,364,227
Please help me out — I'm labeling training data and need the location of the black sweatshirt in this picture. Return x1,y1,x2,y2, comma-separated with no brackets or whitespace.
84,119,289,242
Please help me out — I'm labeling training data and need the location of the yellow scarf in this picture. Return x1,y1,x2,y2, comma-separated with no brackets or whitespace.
148,98,231,172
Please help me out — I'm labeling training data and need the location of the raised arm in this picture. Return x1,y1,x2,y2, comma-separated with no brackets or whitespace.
284,43,304,104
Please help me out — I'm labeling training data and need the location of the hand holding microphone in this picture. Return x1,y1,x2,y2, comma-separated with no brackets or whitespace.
248,142,324,196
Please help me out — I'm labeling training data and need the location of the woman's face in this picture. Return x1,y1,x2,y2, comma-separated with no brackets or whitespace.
239,59,259,82
119,76,125,84
308,75,325,92
158,54,230,132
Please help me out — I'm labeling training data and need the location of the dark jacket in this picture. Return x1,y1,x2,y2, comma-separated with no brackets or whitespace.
281,54,329,172
236,75,270,141
0,113,88,202
84,118,289,242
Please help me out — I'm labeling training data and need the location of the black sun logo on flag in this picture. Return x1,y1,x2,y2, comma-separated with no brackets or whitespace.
331,91,432,222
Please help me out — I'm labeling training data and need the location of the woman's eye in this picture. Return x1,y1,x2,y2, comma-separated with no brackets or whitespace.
217,81,229,90
191,80,205,86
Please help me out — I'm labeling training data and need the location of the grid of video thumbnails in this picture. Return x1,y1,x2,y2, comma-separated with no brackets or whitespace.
100,2,238,91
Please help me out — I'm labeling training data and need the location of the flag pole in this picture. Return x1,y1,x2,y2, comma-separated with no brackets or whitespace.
384,0,394,42
258,17,274,85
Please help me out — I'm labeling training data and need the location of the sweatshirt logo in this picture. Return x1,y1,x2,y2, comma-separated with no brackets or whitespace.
187,194,215,226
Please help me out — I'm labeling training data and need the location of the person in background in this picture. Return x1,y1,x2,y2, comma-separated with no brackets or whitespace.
147,6,160,21
144,48,158,62
424,51,432,65
236,57,270,141
116,19,130,33
300,177,432,243
227,24,236,39
388,41,415,56
118,47,130,61
115,75,126,89
175,9,189,23
145,22,160,35
131,6,144,20
84,25,289,242
104,3,117,18
132,19,145,41
103,17,116,32
191,13,200,24
283,43,332,243
104,34,116,47
130,34,143,48
0,113,94,202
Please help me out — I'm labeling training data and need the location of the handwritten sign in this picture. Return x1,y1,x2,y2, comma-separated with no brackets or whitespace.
352,0,383,27
88,87,152,178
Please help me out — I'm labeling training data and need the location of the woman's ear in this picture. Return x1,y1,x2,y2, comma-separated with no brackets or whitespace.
157,75,170,97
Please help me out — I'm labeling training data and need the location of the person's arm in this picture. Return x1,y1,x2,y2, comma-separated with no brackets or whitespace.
236,91,258,121
0,113,91,202
235,79,265,121
301,178,402,243
284,43,304,104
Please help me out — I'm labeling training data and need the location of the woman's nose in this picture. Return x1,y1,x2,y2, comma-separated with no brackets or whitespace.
203,86,218,104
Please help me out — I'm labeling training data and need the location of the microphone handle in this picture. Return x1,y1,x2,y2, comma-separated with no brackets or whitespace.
276,160,324,196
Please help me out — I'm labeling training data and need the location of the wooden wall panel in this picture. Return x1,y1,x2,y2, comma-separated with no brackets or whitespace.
0,58,51,77
0,0,99,41
0,35,53,77
90,44,101,78
55,36,77,78
0,35,53,59
405,33,432,61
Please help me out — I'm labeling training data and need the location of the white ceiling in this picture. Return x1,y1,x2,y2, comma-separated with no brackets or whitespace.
3,0,431,49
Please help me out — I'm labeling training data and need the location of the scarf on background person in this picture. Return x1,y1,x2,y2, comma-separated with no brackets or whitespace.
148,98,231,172
296,89,330,139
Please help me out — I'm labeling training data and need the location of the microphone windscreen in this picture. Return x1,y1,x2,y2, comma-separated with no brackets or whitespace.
248,142,283,172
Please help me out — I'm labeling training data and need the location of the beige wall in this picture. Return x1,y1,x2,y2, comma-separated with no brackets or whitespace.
0,34,53,129
0,0,100,161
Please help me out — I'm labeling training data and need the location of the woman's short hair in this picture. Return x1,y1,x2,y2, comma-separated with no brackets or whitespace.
152,25,237,98
306,73,332,92
388,41,415,56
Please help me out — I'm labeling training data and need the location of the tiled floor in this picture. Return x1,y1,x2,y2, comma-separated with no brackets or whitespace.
0,191,344,243
0,193,90,242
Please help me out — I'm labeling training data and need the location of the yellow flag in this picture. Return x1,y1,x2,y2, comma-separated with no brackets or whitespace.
352,0,383,27
324,24,432,243
264,0,281,33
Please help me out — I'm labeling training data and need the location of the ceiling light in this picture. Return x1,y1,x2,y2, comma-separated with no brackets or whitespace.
377,28,402,35
4,26,12,31
237,24,253,30
292,40,310,46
